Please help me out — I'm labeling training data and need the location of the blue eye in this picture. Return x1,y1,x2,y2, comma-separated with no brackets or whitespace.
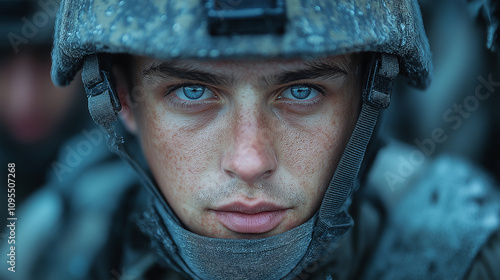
281,85,321,100
173,85,215,100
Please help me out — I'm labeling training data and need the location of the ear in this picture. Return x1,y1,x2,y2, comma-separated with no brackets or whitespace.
114,70,138,134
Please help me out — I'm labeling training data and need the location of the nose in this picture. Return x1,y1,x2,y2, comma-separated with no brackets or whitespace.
222,109,277,184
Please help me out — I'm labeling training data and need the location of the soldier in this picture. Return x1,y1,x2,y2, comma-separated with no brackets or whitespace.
38,0,500,279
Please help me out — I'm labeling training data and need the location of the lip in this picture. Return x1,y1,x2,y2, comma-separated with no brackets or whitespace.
213,202,288,234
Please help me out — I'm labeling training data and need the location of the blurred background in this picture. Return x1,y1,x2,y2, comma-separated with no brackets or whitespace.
382,0,500,184
0,3,126,279
0,0,90,206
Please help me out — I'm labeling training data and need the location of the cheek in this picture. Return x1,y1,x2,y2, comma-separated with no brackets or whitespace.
136,101,217,211
277,119,338,204
277,90,360,210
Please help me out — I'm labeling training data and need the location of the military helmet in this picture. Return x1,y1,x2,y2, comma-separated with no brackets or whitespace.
51,0,432,89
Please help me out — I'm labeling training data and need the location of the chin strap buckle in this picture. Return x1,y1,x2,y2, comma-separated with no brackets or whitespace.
363,53,399,109
82,54,121,127
81,54,179,224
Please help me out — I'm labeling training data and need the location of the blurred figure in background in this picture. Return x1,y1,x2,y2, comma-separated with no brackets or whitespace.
0,0,86,205
0,2,138,279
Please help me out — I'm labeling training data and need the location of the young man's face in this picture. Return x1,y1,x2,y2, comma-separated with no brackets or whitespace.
119,54,361,239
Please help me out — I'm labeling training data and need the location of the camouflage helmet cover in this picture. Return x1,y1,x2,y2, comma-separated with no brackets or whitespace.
52,0,432,89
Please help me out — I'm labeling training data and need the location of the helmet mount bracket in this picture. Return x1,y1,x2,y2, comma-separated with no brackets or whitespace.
206,0,287,35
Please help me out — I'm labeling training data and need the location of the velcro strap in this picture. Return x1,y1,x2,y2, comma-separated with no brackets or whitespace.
82,54,120,126
88,91,117,126
82,54,102,88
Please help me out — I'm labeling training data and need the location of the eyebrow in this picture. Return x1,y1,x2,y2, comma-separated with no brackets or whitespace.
142,62,231,85
271,61,349,85
141,60,349,86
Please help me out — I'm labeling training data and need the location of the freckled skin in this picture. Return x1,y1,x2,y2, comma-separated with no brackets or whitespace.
118,55,361,239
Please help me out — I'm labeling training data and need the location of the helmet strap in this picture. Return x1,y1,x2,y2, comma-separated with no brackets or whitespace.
81,54,180,223
282,53,399,278
317,53,399,233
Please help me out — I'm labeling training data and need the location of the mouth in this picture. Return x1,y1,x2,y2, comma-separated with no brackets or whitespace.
213,202,288,234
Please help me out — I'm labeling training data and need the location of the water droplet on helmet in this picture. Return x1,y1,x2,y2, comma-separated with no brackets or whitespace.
314,6,321,12
209,49,220,58
121,34,130,43
160,15,167,22
172,23,181,32
170,49,180,57
157,42,165,50
126,16,134,23
225,47,235,55
110,25,117,31
197,49,208,57
118,1,125,6
307,35,324,45
105,6,115,16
